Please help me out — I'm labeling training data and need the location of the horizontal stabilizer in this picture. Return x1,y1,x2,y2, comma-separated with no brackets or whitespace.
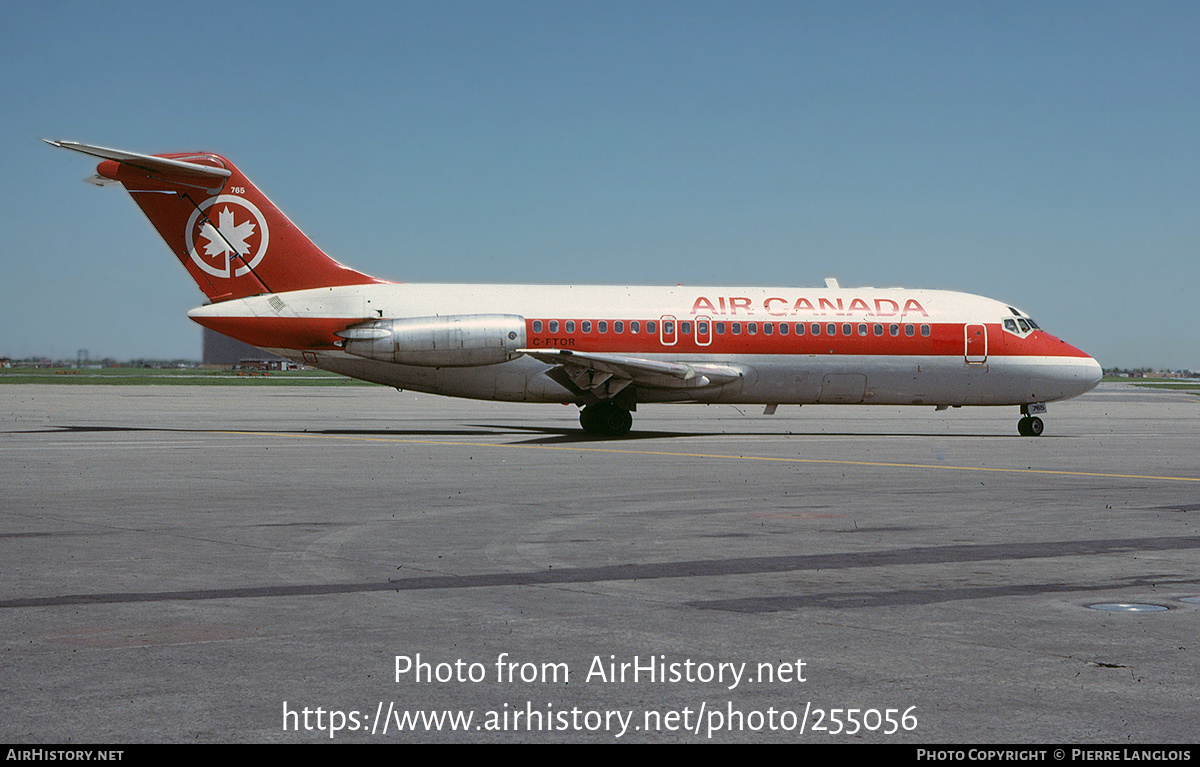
45,140,232,179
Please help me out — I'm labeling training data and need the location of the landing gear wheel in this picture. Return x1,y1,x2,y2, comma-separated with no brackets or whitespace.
579,402,633,436
1017,416,1044,437
579,406,598,434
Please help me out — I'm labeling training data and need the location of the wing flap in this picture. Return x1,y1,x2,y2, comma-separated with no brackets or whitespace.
519,348,745,397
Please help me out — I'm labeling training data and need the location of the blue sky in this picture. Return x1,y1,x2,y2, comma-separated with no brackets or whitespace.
3,1,1197,367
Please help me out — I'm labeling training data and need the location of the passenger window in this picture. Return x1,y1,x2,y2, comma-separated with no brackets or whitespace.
858,323,867,336
598,321,607,333
614,321,624,333
566,321,575,333
646,321,656,333
630,321,640,334
549,320,559,333
582,321,591,333
921,325,930,336
779,323,788,336
827,324,837,336
532,320,543,333
715,322,725,334
795,323,804,336
811,323,820,336
680,321,691,335
905,325,915,337
874,324,883,336
890,324,899,336
662,321,674,334
732,323,742,335
748,323,757,335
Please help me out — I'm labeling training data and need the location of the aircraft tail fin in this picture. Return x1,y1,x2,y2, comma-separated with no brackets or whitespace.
47,140,383,302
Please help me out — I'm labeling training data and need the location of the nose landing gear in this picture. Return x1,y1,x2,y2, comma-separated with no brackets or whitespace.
1018,403,1047,437
1017,416,1044,437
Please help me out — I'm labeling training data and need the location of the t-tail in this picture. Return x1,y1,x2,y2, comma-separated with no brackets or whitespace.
46,140,384,302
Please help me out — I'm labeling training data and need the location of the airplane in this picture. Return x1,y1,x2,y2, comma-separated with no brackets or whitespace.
47,140,1102,437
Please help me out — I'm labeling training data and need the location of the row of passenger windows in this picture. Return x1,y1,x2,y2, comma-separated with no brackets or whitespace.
531,319,933,338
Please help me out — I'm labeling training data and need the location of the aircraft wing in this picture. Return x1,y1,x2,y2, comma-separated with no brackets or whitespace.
518,347,745,400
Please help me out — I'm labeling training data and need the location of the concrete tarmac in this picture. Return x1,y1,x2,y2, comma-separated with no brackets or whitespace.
1,382,1197,742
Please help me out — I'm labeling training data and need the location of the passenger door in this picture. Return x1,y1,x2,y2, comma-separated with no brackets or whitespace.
965,324,987,364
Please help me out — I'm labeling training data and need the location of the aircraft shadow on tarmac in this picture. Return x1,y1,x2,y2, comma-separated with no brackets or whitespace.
25,423,1023,443
15,424,672,441
468,424,722,444
474,424,1025,444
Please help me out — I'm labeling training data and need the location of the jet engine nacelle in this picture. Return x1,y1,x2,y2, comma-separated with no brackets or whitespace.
336,314,526,367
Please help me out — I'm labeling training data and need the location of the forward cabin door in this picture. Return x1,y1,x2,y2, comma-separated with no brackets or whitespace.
965,324,987,364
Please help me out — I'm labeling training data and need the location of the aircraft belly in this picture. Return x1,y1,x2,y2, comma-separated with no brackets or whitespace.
866,357,997,406
709,355,1008,406
270,350,1093,410
291,352,576,403
818,374,867,404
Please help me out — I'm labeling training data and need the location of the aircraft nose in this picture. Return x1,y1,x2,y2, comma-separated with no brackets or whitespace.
1040,334,1102,399
1054,354,1102,399
1080,356,1103,394
1039,356,1101,402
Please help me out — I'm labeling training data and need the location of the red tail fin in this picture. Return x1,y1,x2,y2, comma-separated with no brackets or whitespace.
47,141,383,302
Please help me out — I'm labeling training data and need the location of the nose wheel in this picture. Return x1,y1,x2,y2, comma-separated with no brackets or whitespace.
1018,403,1047,437
579,402,633,436
1017,416,1044,437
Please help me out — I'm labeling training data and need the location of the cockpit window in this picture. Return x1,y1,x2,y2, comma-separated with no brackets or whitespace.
1002,308,1043,338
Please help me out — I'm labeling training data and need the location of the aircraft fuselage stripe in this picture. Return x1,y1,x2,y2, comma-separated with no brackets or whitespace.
191,314,1089,360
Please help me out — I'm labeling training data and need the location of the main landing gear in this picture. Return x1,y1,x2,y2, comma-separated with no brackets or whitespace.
579,401,633,437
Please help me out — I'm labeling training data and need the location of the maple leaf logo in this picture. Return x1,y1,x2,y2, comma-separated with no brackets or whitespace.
185,195,270,279
198,206,256,263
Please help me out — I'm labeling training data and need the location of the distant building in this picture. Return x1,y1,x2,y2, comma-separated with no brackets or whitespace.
202,329,287,367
